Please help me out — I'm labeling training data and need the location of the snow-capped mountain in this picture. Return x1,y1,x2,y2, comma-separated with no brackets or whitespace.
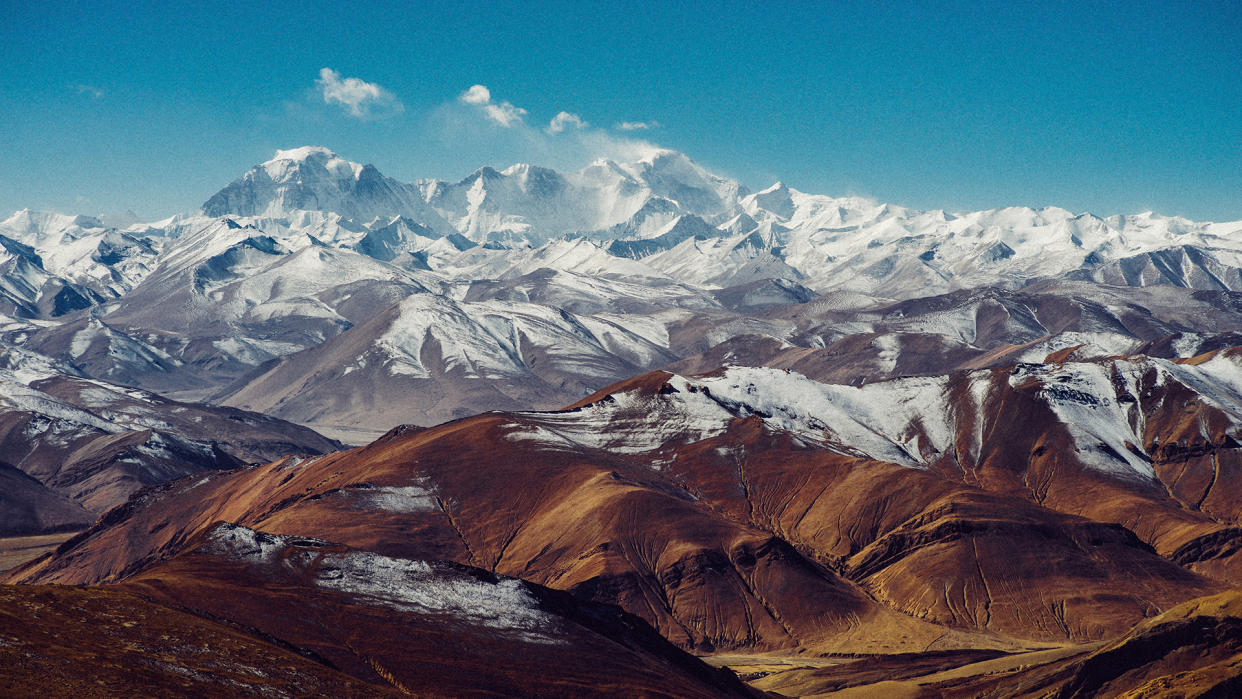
4,144,1242,441
202,146,743,244
202,146,453,232
0,210,166,317
539,352,1242,482
189,146,1242,299
8,145,1241,320
217,290,680,435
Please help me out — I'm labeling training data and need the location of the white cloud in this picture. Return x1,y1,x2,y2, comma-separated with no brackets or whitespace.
460,84,492,105
546,111,587,134
484,102,527,127
71,84,105,99
616,121,657,131
458,84,527,127
577,129,663,163
317,68,403,119
430,84,664,171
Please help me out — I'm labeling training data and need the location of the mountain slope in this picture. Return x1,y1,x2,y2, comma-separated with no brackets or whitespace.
219,292,681,438
0,361,339,531
1,523,755,697
12,370,1223,653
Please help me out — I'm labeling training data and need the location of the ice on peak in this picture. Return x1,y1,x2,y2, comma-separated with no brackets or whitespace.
605,146,689,175
588,157,621,169
581,158,637,182
270,146,340,163
748,182,799,220
1039,205,1074,218
253,147,365,187
464,166,502,181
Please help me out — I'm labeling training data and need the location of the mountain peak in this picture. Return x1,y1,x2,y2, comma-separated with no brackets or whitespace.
459,166,503,186
202,147,386,219
256,146,363,185
747,181,797,220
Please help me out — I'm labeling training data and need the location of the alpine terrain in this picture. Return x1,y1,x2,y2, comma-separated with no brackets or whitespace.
5,145,1242,696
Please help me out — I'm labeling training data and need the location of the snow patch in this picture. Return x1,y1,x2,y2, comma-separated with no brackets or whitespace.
1010,362,1154,478
346,484,439,513
690,367,954,466
315,551,562,643
206,523,299,564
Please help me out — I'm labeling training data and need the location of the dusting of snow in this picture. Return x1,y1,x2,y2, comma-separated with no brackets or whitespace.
206,523,300,564
1015,331,1141,363
315,550,562,643
503,424,580,450
512,367,955,466
1011,362,1155,478
690,367,954,466
69,324,98,358
1157,353,1242,417
0,370,120,433
1170,334,1206,358
341,484,439,513
505,354,1242,485
373,293,675,381
873,334,901,373
517,376,734,454
204,523,563,643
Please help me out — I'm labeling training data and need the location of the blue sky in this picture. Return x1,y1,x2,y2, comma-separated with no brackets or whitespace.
2,0,1240,220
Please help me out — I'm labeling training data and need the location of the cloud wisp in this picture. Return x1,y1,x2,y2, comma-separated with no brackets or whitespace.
317,68,404,119
70,84,105,99
616,121,657,131
547,111,587,134
458,84,527,127
423,82,665,174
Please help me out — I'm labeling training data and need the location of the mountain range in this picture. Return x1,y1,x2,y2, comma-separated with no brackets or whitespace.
4,146,1242,695
4,146,1241,438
